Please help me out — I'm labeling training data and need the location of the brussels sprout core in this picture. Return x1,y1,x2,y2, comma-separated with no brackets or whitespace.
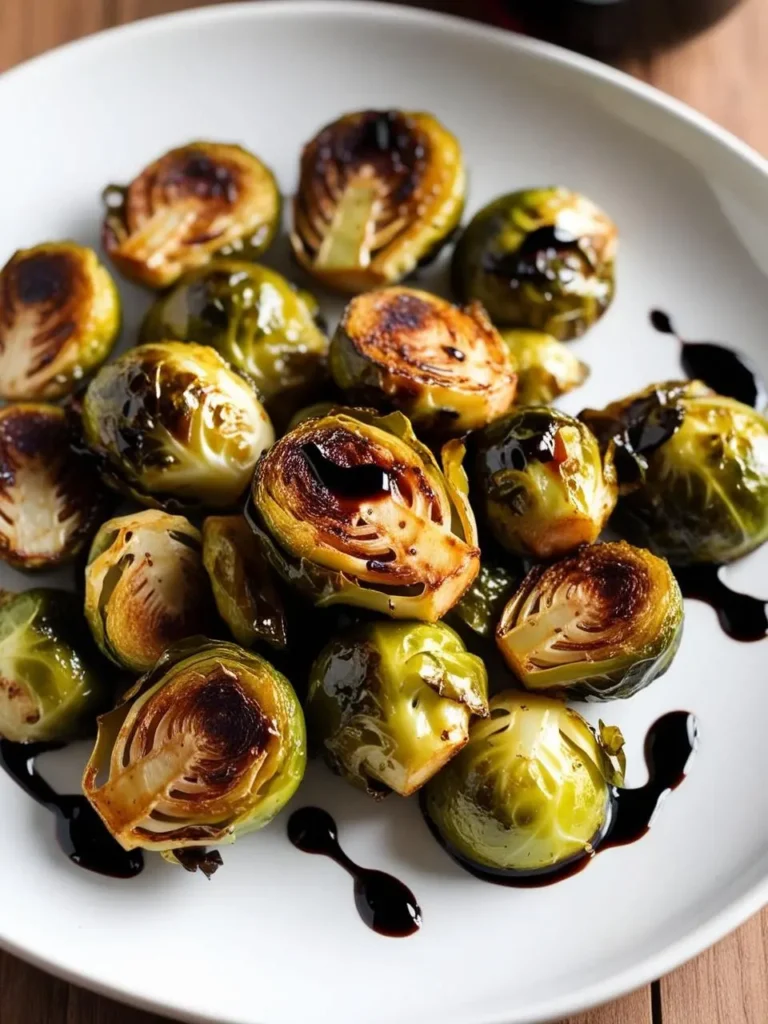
423,691,625,874
292,109,465,293
83,640,306,852
331,287,517,432
497,542,684,701
103,142,280,288
0,403,111,571
0,242,120,401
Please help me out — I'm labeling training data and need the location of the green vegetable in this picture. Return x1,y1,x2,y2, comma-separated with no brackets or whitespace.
307,620,488,797
84,510,215,674
102,141,280,288
0,588,107,743
330,286,517,433
423,691,625,874
83,639,306,853
497,541,684,700
247,408,480,621
291,109,465,293
451,560,523,638
82,341,274,509
475,406,617,559
502,329,588,406
0,403,111,571
202,515,287,650
451,188,617,339
0,242,120,401
581,381,768,564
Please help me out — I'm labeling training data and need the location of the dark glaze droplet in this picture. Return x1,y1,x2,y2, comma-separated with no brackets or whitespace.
0,740,144,879
287,806,421,937
486,225,581,285
650,309,766,409
674,564,768,642
443,346,466,362
302,443,391,501
421,712,696,888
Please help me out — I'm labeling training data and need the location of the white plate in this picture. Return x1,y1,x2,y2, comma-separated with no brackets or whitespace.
2,3,768,1023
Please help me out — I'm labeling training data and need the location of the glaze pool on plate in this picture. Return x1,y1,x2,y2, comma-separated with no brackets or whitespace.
1,4,768,1024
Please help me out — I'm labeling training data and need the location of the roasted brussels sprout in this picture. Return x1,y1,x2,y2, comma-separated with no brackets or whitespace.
451,560,523,638
0,242,120,400
291,109,465,293
581,381,768,564
84,510,214,674
330,287,517,433
82,342,274,509
497,542,683,701
452,188,617,339
247,408,480,621
307,621,488,797
0,588,107,743
83,639,306,853
0,403,111,571
502,329,589,406
286,400,341,432
102,142,280,288
423,691,625,875
140,261,328,414
202,515,287,650
475,407,617,559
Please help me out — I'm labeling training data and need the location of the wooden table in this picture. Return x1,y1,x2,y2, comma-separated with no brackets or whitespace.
1,1,767,1021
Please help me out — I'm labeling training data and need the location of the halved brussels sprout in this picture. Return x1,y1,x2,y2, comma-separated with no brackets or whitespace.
0,242,121,400
502,329,589,406
82,342,274,509
475,406,617,559
497,542,683,701
452,188,617,339
0,403,111,571
247,408,480,621
84,510,214,674
286,400,342,432
202,515,287,650
423,691,625,875
307,621,488,797
451,559,523,638
0,588,107,743
330,287,517,433
581,381,768,564
291,109,465,293
102,142,280,288
139,261,328,415
83,639,306,853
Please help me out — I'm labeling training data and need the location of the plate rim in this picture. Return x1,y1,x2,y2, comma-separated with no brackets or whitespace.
1,3,767,1022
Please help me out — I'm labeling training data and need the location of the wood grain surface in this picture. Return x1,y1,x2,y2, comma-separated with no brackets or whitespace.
0,1,766,1022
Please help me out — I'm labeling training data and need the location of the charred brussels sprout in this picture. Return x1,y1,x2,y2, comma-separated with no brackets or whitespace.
475,407,617,559
0,242,120,400
102,142,280,288
202,516,287,650
423,691,625,875
502,329,589,406
331,287,517,433
452,188,617,339
0,403,111,571
84,510,214,674
307,621,488,797
581,381,768,564
0,588,107,743
291,109,465,293
497,542,683,701
82,342,274,509
83,639,306,853
451,560,523,638
140,261,328,414
247,408,480,621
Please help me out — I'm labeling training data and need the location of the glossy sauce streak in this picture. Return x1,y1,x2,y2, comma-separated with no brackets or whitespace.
287,806,422,937
487,225,580,284
302,443,391,500
674,564,768,642
0,740,144,879
650,309,766,409
422,712,696,888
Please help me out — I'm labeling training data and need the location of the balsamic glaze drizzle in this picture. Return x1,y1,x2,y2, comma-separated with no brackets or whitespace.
301,443,391,501
287,806,422,937
0,740,143,878
673,564,768,643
